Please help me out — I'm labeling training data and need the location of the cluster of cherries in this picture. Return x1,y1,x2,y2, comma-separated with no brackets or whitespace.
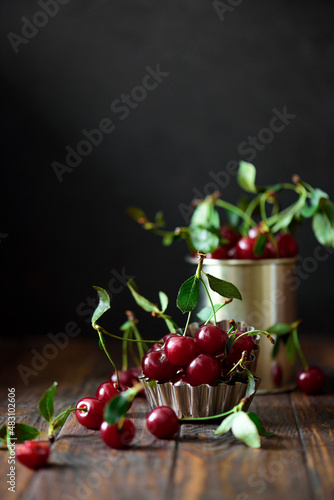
142,324,255,386
205,225,299,260
75,366,180,449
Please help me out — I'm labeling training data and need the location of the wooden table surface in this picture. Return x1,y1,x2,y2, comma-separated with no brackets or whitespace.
1,336,333,500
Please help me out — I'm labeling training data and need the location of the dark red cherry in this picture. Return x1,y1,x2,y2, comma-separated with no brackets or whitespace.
142,349,178,383
221,225,242,249
171,371,191,386
148,342,164,353
100,418,136,448
206,246,229,259
165,335,200,366
271,361,283,387
297,366,325,394
248,226,261,239
235,236,257,259
186,354,221,386
146,406,180,439
226,331,255,365
75,397,105,429
111,369,135,388
276,233,299,258
16,441,50,469
227,245,238,259
96,381,128,404
196,324,228,356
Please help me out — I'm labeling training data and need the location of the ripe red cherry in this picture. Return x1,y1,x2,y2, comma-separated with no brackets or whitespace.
111,369,136,388
271,361,283,387
100,418,136,448
171,371,191,385
196,324,228,356
226,332,255,365
75,397,105,429
16,441,50,469
221,225,242,249
147,406,180,438
297,366,325,394
142,349,178,383
235,236,257,259
248,226,261,239
206,246,229,259
96,381,128,405
276,233,299,258
148,342,164,353
186,354,222,386
165,335,200,366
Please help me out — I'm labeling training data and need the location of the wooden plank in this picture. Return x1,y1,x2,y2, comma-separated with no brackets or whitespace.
291,392,334,500
169,394,313,500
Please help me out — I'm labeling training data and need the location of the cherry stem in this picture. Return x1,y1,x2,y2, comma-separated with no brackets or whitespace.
225,350,248,377
180,400,245,422
183,311,192,336
132,322,145,361
97,325,161,344
97,330,120,388
292,328,309,370
200,276,216,326
122,326,131,371
204,299,232,326
215,199,256,227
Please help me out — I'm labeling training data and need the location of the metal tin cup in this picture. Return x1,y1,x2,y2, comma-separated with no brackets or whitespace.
186,256,298,393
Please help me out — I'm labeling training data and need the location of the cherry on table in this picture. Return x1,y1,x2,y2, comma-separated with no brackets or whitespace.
165,335,200,367
96,381,129,405
100,418,136,449
195,324,228,356
142,349,178,383
16,441,50,469
146,406,180,439
75,397,105,429
297,366,325,394
111,369,136,388
186,354,221,386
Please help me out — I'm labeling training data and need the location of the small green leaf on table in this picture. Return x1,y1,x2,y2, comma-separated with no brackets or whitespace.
231,412,261,448
215,413,239,434
104,388,137,426
52,406,72,431
247,412,274,437
14,423,41,442
38,382,58,423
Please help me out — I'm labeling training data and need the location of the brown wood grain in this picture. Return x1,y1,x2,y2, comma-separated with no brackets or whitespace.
0,337,333,500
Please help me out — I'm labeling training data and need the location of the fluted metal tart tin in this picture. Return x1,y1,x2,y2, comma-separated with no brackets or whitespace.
140,321,261,418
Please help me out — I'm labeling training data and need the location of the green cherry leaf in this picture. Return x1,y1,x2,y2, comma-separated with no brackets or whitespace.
237,161,258,193
231,412,261,448
189,198,221,253
14,423,41,442
205,274,242,300
189,227,220,254
267,322,291,336
244,368,256,397
285,332,297,363
127,280,160,313
52,406,72,431
247,412,275,437
38,381,57,423
253,234,267,257
214,413,239,435
312,199,334,247
104,388,137,426
272,336,281,359
91,286,111,325
159,291,169,313
176,275,200,313
0,425,8,447
301,188,329,218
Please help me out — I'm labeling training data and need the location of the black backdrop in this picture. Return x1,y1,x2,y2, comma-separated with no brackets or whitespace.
1,0,334,342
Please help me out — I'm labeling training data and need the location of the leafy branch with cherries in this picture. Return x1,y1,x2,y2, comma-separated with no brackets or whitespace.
127,161,334,259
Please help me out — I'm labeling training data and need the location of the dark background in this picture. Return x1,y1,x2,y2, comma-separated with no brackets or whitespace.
1,0,334,343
